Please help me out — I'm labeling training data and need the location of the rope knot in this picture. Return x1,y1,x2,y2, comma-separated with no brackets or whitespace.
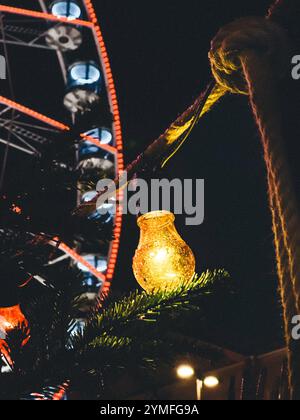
209,17,290,94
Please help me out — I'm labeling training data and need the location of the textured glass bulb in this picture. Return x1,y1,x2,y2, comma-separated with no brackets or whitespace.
133,211,196,293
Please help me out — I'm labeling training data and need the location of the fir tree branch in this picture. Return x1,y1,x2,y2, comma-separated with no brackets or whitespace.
77,270,229,347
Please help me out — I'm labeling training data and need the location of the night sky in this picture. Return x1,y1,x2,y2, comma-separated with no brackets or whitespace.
0,0,285,355
99,0,282,354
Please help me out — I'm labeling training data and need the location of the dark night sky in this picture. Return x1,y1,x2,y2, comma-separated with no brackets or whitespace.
97,0,282,353
0,0,285,354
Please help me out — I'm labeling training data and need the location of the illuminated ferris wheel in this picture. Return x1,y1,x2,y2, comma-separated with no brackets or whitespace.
0,1,124,297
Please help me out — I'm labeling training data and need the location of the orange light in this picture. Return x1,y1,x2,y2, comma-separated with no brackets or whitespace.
56,240,106,282
0,305,29,364
0,5,93,28
11,204,22,215
0,305,27,333
0,96,70,131
83,0,124,285
80,133,117,155
0,97,116,155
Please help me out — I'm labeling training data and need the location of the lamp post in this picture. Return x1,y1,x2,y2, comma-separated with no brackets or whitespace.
176,364,220,400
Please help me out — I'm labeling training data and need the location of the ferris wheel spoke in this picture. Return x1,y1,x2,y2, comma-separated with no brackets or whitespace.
5,127,40,155
2,119,61,134
28,25,61,46
38,0,48,14
0,138,36,155
0,96,119,158
0,31,25,43
0,38,53,51
0,117,50,147
0,107,11,117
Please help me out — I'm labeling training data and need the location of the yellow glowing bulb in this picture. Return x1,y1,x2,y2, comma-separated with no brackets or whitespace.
177,364,195,379
133,211,196,293
153,248,168,263
203,376,219,388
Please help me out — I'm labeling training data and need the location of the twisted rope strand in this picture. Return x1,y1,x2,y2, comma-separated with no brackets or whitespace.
240,49,300,400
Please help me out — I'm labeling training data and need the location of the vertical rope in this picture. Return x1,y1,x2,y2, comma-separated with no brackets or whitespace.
267,169,297,400
241,50,300,399
208,12,300,397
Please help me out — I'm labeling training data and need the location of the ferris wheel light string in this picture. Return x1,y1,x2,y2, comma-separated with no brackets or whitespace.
83,0,124,282
54,239,106,282
0,97,117,154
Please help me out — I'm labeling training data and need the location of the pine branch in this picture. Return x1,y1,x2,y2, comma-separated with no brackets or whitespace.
78,270,229,346
0,269,232,400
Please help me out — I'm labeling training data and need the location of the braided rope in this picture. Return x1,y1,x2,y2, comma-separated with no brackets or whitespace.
207,13,300,398
240,51,300,399
269,184,299,400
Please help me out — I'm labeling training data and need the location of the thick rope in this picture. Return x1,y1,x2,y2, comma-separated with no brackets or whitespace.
209,16,300,399
240,50,300,399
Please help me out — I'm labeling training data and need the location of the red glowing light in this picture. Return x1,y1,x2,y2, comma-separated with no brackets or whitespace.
0,305,27,333
83,0,124,286
55,239,106,283
80,133,117,155
11,204,22,215
0,305,29,364
0,98,117,156
0,96,70,131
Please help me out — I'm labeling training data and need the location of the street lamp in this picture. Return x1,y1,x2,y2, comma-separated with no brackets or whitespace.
203,376,220,388
176,364,195,380
176,364,219,400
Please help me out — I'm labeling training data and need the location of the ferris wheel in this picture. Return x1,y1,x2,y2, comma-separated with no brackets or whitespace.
0,1,124,298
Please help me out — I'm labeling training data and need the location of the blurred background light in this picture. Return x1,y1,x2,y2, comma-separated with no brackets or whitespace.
203,376,219,388
176,364,195,380
51,0,81,20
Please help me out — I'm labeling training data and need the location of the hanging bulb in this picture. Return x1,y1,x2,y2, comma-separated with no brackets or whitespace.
133,211,196,293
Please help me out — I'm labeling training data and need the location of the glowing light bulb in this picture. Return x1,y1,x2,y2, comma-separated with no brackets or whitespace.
133,211,196,293
204,376,219,388
152,248,168,263
177,364,195,380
